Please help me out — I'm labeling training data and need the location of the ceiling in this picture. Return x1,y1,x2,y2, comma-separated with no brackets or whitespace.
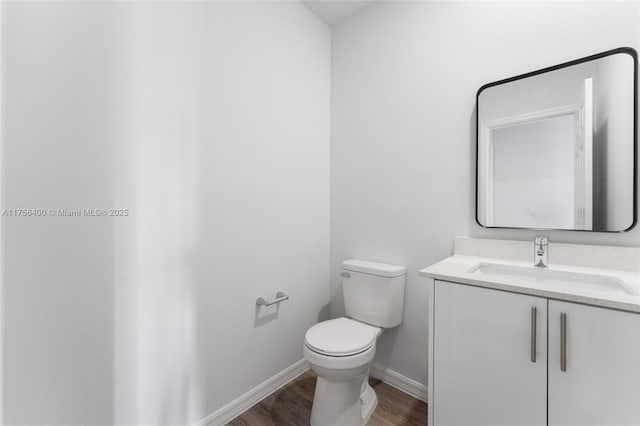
301,1,374,27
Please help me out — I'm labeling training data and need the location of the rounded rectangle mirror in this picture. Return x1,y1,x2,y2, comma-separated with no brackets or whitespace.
476,47,637,232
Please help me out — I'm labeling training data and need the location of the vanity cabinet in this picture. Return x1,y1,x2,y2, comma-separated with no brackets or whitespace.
548,300,640,426
433,281,548,426
432,280,640,426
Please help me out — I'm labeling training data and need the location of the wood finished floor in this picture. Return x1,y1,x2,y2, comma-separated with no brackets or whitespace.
227,370,427,426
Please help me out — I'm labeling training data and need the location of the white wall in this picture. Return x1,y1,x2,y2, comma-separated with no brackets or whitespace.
331,1,640,387
2,2,330,425
2,3,118,424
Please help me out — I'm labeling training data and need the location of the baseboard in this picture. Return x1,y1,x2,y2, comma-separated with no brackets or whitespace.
370,363,428,402
198,359,425,425
199,359,310,426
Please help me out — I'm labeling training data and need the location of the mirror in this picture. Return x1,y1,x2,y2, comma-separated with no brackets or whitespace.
476,47,637,232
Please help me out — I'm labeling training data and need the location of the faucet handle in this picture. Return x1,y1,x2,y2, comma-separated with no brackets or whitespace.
534,235,548,246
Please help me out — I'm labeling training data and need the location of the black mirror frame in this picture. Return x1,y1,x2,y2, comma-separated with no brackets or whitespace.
475,47,638,233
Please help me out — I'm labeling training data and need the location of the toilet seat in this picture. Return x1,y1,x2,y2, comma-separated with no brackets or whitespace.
305,317,380,357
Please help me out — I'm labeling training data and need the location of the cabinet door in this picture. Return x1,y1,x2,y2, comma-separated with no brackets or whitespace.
433,281,547,426
549,300,640,426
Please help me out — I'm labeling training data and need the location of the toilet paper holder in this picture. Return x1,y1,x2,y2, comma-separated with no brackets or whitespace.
256,291,290,307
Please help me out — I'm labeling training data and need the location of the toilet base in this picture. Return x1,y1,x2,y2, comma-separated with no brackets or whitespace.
309,363,376,426
361,382,378,423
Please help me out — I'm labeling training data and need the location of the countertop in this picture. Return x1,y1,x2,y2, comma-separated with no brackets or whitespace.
420,254,640,313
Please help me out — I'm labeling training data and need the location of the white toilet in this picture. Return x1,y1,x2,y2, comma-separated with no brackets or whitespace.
303,259,406,426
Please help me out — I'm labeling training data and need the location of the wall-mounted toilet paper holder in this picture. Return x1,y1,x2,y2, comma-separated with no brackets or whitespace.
256,291,289,307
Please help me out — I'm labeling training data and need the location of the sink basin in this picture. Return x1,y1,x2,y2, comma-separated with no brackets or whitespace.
470,262,638,296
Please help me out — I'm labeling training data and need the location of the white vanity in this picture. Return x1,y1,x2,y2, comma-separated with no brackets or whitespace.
444,47,640,426
420,237,640,426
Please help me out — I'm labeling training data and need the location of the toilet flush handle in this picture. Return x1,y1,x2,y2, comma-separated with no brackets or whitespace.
340,272,350,278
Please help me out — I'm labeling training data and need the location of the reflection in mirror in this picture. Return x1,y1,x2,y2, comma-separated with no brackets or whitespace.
477,48,636,232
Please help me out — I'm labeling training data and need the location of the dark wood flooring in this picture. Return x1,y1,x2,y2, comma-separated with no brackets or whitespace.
227,370,427,425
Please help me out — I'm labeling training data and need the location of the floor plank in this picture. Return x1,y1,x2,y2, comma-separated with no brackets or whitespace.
227,370,427,425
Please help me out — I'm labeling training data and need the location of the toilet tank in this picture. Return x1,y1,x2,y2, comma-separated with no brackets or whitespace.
342,259,406,328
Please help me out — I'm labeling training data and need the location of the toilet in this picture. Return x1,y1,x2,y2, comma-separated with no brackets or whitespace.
303,259,406,426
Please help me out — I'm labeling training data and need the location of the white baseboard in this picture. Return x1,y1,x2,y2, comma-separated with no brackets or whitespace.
199,359,310,426
198,359,426,426
370,363,428,402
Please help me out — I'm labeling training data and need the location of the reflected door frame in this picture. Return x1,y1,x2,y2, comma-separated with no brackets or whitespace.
575,78,594,230
480,104,580,227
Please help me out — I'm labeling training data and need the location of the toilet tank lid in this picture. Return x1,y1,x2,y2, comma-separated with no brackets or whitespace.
342,259,406,278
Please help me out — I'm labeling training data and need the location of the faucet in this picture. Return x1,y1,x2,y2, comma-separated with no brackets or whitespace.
534,235,548,268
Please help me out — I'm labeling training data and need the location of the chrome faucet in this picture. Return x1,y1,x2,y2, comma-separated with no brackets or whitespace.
534,235,548,268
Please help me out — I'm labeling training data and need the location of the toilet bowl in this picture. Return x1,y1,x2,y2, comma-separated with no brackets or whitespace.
304,317,382,426
303,260,406,426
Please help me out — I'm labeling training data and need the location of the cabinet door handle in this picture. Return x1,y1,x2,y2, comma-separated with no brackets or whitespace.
530,306,537,363
560,312,567,372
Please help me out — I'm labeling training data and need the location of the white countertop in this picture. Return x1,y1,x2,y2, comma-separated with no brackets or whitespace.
420,255,640,313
